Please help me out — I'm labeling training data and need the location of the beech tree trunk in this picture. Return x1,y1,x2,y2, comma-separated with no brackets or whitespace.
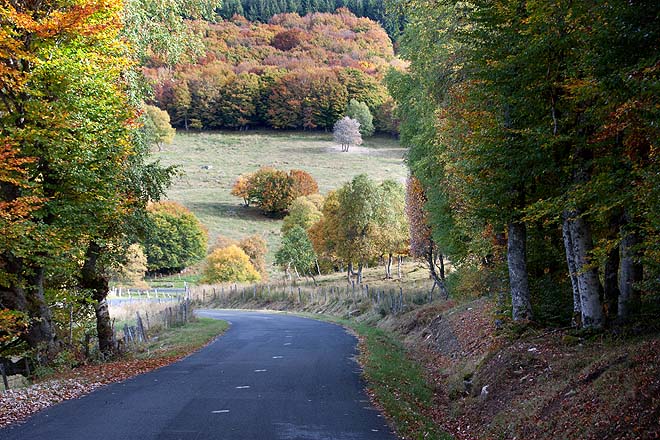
569,212,604,329
80,242,115,357
397,255,402,279
603,244,620,322
427,249,448,299
0,255,57,355
347,262,353,283
357,262,363,284
619,226,643,321
385,253,393,279
507,221,532,321
562,212,582,327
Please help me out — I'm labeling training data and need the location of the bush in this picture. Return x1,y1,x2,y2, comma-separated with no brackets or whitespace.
143,202,208,273
203,245,261,284
238,235,268,279
232,167,320,215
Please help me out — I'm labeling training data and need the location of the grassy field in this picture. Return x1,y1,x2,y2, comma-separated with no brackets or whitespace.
153,130,407,275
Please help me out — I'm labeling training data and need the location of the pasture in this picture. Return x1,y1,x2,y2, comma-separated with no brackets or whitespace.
153,130,407,274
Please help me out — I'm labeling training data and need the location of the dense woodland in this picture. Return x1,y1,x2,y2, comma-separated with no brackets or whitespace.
390,0,659,329
146,9,398,133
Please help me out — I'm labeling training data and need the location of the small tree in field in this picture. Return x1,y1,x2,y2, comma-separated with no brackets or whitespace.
333,116,362,152
203,245,261,283
346,99,374,137
275,226,317,279
143,104,176,151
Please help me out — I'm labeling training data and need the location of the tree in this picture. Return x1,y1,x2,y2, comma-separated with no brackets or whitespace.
275,226,317,278
143,202,208,273
405,176,449,297
231,175,253,206
346,99,374,137
375,180,408,279
111,244,149,288
143,104,176,151
203,245,261,283
247,167,295,214
282,196,323,234
289,169,319,199
333,117,362,152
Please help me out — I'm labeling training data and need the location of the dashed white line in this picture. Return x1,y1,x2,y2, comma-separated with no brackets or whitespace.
254,369,267,372
235,385,251,389
212,410,230,414
272,356,283,359
283,342,292,346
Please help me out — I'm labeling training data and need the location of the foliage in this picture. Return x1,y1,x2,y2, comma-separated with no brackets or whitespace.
275,226,317,276
203,245,261,283
282,196,324,234
238,235,269,279
111,244,149,288
233,167,320,215
346,99,374,137
143,202,208,273
333,117,363,151
0,309,29,350
143,104,176,150
147,10,396,132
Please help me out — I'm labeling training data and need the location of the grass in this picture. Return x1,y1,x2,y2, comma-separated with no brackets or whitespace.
136,317,229,359
153,130,406,273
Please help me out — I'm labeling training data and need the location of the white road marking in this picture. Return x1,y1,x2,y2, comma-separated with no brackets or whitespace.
272,356,283,359
371,429,379,432
235,385,250,389
284,342,292,346
254,369,267,372
212,410,230,414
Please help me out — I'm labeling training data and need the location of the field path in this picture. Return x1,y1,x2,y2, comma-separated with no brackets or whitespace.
0,310,396,440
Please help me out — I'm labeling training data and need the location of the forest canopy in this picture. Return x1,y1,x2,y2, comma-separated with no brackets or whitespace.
146,9,398,131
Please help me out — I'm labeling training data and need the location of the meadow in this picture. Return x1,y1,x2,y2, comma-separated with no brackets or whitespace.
153,130,407,275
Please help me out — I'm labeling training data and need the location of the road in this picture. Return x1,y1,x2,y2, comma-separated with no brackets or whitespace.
0,310,397,440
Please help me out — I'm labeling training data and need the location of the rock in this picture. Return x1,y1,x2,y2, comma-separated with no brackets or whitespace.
200,165,213,170
480,385,489,398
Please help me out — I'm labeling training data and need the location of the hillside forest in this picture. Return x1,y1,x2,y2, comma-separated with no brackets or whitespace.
0,0,659,437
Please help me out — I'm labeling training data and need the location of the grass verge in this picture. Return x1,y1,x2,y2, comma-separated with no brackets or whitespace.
136,317,229,359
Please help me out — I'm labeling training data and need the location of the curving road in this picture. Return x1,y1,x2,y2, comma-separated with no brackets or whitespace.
0,310,397,440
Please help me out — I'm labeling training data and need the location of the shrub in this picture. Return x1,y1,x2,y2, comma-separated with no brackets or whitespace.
203,245,261,283
232,167,320,215
143,202,208,273
289,169,319,198
238,234,268,279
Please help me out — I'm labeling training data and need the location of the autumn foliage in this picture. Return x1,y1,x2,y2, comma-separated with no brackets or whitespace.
147,10,397,132
203,245,261,284
232,167,319,214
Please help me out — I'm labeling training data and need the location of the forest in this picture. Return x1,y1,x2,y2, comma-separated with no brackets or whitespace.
146,9,398,132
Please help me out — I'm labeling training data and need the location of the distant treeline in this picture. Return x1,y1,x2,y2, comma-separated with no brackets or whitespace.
218,0,403,37
146,10,399,133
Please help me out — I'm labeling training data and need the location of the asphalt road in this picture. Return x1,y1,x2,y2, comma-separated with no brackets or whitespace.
0,310,397,440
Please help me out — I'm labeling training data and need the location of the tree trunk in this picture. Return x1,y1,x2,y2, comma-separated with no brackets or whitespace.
427,249,448,299
507,221,532,322
80,242,115,357
569,212,604,329
603,243,620,322
562,213,582,328
357,262,363,284
0,255,57,356
347,262,353,283
439,253,445,280
397,255,402,279
619,225,643,321
386,253,393,279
